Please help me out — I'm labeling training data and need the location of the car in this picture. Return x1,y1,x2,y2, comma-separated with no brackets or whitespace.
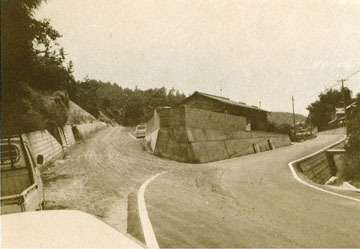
135,124,146,138
1,135,44,215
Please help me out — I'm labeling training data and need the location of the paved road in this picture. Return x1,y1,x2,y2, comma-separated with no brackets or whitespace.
146,135,360,248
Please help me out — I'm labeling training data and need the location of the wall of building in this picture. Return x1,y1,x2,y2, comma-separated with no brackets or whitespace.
146,106,291,163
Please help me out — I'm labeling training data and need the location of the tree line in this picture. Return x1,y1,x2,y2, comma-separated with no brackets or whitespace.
1,0,186,135
68,80,186,126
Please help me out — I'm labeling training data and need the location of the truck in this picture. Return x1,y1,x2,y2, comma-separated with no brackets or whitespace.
1,135,45,215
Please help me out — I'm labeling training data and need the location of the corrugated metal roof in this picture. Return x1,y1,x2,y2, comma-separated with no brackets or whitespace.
185,91,269,112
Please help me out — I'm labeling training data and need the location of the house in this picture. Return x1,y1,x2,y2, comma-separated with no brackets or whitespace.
328,101,357,127
328,108,345,126
179,91,269,131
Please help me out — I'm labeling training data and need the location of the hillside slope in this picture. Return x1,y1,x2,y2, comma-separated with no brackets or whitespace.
268,112,306,125
67,100,97,124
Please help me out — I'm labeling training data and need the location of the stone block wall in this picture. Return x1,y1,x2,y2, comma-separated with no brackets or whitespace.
23,122,104,166
63,125,76,147
296,141,344,184
147,106,291,163
185,106,247,131
25,129,64,165
158,107,185,128
145,111,161,152
154,127,290,163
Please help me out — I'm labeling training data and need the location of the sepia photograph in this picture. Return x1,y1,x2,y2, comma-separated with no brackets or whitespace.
1,0,360,248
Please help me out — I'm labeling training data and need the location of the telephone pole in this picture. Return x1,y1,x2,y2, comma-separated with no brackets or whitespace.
337,78,348,135
292,96,296,137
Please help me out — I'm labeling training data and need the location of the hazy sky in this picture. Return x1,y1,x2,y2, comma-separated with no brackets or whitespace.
36,0,360,115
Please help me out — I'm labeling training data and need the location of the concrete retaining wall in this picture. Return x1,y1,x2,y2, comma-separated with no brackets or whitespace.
25,129,64,165
146,106,291,163
154,127,290,163
185,106,247,131
63,125,76,147
145,111,161,152
24,122,104,166
295,140,345,184
74,122,106,137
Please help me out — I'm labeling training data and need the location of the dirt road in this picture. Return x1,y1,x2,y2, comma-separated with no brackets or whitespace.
42,126,183,233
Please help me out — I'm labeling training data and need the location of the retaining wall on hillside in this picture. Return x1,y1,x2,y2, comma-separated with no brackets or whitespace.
25,129,64,165
295,139,345,184
74,122,106,137
63,125,76,147
24,122,105,166
146,106,291,163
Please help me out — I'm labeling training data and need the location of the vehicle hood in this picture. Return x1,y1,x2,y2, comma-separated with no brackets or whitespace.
1,210,144,248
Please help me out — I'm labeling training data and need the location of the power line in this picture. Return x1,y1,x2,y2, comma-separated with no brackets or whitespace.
309,67,360,98
345,68,360,81
308,81,341,98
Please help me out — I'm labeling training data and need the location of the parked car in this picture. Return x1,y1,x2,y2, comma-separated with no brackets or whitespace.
1,135,44,215
135,124,146,138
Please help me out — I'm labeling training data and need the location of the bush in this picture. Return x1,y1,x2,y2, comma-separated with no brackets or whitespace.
1,84,69,136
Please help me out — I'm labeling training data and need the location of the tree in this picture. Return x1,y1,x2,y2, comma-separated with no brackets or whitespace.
307,88,352,131
346,94,360,156
1,0,73,135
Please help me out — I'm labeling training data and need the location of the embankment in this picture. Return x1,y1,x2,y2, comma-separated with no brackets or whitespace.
294,137,345,184
146,106,291,163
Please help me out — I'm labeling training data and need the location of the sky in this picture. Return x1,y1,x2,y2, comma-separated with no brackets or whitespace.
36,0,360,115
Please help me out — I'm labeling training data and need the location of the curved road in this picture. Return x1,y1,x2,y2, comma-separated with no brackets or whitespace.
145,134,360,248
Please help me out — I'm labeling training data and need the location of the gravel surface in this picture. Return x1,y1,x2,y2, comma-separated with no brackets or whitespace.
41,126,183,233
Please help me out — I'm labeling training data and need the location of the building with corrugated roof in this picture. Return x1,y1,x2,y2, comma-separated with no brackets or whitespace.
179,91,269,131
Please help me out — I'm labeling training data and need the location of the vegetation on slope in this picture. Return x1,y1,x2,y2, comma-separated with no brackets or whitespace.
343,94,360,186
68,79,186,126
1,0,186,135
1,0,73,135
307,88,359,185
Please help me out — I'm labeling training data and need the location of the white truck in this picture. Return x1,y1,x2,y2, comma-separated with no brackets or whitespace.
1,135,45,215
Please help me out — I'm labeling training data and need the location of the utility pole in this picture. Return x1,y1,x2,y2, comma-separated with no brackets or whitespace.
337,78,348,136
292,96,296,137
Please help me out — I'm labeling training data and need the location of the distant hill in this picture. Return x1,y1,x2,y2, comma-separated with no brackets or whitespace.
268,112,307,125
